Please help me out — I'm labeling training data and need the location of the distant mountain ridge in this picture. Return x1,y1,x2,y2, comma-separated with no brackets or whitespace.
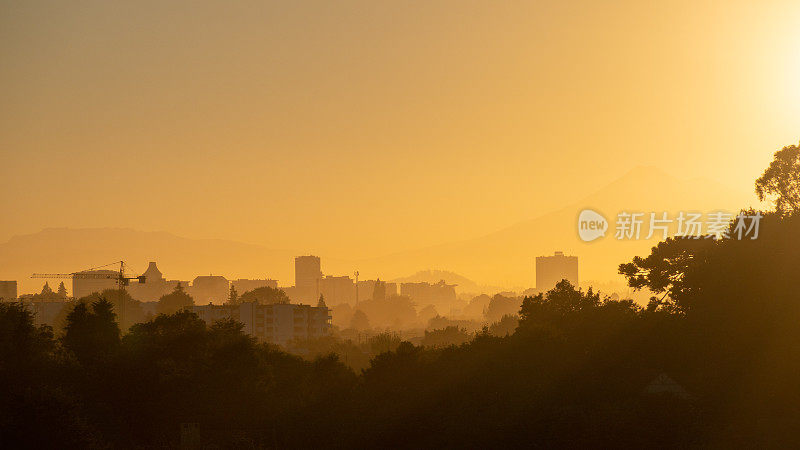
356,166,755,288
389,270,482,293
0,167,756,295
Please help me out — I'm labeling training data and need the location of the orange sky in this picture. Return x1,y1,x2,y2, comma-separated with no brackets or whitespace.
1,0,799,260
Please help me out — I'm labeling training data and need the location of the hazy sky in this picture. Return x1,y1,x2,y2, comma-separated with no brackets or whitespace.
2,0,799,258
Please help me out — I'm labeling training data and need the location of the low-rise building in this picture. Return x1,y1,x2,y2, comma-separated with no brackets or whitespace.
193,302,331,346
189,275,229,305
400,280,457,309
0,281,17,301
320,275,355,305
356,279,399,303
73,270,119,299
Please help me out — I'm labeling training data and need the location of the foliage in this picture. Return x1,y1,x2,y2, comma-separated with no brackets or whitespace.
28,281,66,301
368,331,401,354
755,142,800,216
238,286,289,305
57,282,68,298
421,326,471,347
349,309,370,330
488,314,519,336
61,298,120,365
484,293,520,322
77,289,145,332
157,284,195,315
0,302,54,370
228,285,238,305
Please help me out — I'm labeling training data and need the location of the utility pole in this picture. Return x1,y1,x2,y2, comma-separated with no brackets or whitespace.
119,261,125,328
354,270,359,307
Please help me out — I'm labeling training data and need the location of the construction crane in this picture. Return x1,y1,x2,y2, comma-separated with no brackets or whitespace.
32,261,145,325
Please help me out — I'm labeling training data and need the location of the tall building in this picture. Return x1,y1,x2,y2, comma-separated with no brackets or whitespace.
72,270,118,299
356,279,376,303
535,251,579,291
385,282,398,298
0,281,17,301
319,275,355,305
294,256,322,303
355,279,397,303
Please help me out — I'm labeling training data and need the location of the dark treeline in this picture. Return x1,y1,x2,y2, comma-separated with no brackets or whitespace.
4,143,800,448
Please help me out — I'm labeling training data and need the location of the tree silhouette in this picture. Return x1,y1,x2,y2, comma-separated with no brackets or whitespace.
756,142,800,216
41,282,54,296
349,309,370,330
157,284,195,315
0,302,54,369
488,314,519,336
79,289,144,331
228,285,238,305
238,286,289,305
485,293,519,322
368,332,401,355
61,299,120,366
421,326,470,347
519,280,600,326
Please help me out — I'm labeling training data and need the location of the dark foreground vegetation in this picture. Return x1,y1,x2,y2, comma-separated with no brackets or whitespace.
3,210,800,448
4,144,800,448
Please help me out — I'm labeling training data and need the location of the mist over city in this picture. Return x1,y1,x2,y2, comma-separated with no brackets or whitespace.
3,0,800,448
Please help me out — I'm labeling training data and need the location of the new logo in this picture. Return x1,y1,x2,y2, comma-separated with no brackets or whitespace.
578,209,608,242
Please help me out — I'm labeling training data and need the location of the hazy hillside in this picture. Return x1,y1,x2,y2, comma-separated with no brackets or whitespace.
389,270,482,293
356,166,757,289
0,167,756,296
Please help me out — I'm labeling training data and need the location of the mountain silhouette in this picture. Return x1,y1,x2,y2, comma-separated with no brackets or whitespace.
389,269,483,293
355,166,755,288
1,167,754,295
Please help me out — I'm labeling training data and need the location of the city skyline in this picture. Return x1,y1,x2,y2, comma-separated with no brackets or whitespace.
0,165,757,296
4,1,800,446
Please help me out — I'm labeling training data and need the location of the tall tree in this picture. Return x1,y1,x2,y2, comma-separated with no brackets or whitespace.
62,299,120,365
0,302,54,369
40,282,54,297
157,284,194,315
228,285,239,305
349,309,370,330
57,282,68,299
756,142,800,216
238,286,289,305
